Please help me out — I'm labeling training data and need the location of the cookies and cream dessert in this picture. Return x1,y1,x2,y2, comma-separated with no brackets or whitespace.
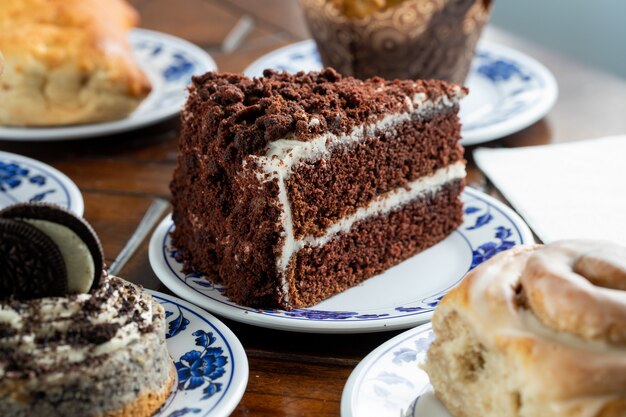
0,203,174,417
424,240,626,417
0,0,151,126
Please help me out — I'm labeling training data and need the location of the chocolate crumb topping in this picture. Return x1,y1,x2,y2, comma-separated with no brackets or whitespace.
186,68,465,161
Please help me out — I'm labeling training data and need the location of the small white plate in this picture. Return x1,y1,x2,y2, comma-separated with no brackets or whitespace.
148,187,533,334
0,29,217,141
150,290,248,417
0,150,83,215
341,323,448,417
243,40,558,146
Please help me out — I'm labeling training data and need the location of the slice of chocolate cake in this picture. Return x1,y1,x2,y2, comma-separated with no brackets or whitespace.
171,68,466,309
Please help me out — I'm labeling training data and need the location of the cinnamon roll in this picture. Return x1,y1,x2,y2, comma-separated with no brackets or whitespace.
424,240,626,417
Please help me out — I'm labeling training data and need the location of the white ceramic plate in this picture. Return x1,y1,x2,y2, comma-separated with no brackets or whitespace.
148,187,533,334
150,290,248,417
243,40,558,146
0,29,217,141
341,323,449,417
0,150,83,215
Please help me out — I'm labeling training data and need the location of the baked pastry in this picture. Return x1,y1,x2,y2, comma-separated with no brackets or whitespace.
300,0,493,83
171,69,466,309
0,203,173,417
0,0,151,126
424,240,626,417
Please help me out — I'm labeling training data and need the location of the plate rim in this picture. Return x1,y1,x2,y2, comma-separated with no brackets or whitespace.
242,39,558,146
0,150,84,215
148,289,249,417
0,28,217,142
148,187,533,334
461,41,558,145
340,322,433,417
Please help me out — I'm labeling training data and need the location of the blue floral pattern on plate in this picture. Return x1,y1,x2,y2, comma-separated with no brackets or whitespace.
0,151,82,214
149,188,533,333
0,29,217,141
340,323,446,417
242,40,557,146
150,291,248,417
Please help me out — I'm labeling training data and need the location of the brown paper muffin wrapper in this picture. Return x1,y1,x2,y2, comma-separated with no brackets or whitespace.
300,0,493,83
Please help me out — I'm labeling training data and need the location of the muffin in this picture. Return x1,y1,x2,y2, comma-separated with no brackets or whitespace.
0,203,174,417
300,0,493,83
423,240,626,417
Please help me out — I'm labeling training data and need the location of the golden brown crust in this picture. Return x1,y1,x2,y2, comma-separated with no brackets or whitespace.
0,0,151,126
597,399,626,417
523,241,626,345
104,363,175,417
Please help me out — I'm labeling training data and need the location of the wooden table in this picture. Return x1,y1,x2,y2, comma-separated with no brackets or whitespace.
2,1,626,416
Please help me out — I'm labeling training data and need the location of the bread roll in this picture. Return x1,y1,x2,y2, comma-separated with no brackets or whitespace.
0,0,151,126
424,240,626,417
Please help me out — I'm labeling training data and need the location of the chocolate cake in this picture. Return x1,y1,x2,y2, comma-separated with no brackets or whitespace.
170,68,466,309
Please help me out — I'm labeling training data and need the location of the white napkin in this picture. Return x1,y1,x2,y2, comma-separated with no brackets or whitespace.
473,135,626,246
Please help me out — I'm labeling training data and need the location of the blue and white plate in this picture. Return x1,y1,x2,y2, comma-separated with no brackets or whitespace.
341,323,449,417
148,187,533,334
243,40,558,146
150,290,248,417
0,150,83,214
0,29,217,141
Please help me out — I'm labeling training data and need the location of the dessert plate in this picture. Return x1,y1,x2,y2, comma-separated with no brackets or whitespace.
243,40,558,146
149,187,533,334
150,290,249,417
0,150,83,215
0,29,217,141
341,323,449,417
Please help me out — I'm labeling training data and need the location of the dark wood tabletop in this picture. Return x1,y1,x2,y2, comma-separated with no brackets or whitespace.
2,1,626,416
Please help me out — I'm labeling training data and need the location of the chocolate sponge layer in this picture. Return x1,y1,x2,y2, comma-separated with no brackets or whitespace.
286,179,464,308
287,109,463,239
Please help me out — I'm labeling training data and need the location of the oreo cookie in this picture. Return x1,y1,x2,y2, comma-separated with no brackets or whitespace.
0,203,104,298
0,218,67,300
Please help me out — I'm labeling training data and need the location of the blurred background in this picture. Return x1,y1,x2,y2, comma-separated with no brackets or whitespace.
491,0,626,80
132,0,626,81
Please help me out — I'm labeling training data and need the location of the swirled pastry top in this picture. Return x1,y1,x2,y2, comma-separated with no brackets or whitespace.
443,241,626,414
0,275,164,379
0,0,151,126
